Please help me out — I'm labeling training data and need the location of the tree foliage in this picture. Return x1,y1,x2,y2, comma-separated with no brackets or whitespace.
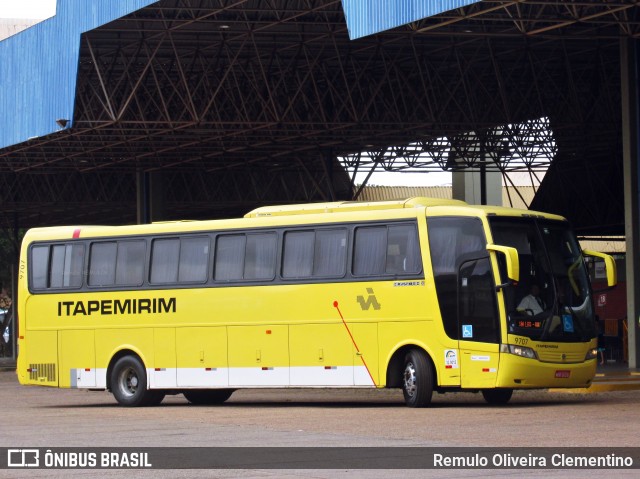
0,228,24,300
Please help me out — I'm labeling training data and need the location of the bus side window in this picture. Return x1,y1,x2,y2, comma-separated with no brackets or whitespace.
214,233,277,282
353,223,421,277
150,238,180,284
31,245,50,289
244,233,277,280
116,240,145,286
282,231,314,278
151,236,210,284
314,229,347,277
214,235,245,281
178,236,209,283
386,224,421,274
90,241,145,287
89,242,117,286
283,228,347,279
353,226,386,275
49,244,85,288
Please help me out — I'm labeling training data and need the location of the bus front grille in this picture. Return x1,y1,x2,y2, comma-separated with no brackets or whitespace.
536,351,584,363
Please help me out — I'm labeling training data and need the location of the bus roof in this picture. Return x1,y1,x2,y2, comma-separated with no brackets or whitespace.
244,197,468,217
22,198,567,243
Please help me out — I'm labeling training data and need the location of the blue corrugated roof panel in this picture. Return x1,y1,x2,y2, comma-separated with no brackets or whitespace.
0,0,157,149
342,0,483,40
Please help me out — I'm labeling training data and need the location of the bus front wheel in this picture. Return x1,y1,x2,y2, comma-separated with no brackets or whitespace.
110,356,164,407
402,349,433,407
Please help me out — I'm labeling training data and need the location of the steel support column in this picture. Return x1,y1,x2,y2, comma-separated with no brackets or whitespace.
136,171,166,224
621,38,640,369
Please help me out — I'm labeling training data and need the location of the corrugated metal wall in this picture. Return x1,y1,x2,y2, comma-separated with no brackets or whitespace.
0,0,158,149
341,0,482,40
356,184,535,210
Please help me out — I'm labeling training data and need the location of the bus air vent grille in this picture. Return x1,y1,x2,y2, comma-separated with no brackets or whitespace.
536,351,583,363
29,363,56,381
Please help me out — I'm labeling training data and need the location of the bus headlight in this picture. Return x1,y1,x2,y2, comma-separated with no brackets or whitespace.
585,348,598,360
501,344,538,360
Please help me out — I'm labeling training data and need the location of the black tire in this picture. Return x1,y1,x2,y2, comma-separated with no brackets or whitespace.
482,388,513,405
402,349,434,407
144,391,166,407
183,389,235,405
110,355,160,407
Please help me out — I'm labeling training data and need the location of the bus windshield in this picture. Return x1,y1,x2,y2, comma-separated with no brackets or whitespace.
489,217,595,342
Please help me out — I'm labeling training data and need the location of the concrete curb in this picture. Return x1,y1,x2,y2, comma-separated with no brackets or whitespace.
549,370,640,393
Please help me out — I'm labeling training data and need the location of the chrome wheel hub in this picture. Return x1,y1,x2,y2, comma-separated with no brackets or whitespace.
403,361,417,397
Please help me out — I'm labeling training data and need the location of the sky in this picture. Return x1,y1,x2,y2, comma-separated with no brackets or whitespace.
0,0,56,19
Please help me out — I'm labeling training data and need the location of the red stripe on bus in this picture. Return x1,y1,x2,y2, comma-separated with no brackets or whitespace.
333,300,377,387
73,229,81,238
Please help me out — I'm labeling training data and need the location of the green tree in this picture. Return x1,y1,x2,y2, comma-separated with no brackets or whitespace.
0,227,23,302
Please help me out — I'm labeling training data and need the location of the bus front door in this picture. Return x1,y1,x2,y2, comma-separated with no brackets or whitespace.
457,257,501,389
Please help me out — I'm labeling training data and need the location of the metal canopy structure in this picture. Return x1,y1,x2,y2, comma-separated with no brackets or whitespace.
0,0,638,233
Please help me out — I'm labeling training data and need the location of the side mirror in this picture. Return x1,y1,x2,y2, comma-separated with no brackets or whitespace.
487,244,520,288
582,249,617,287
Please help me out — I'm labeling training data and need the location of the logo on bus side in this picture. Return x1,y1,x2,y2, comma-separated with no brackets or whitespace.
57,298,177,317
357,288,381,311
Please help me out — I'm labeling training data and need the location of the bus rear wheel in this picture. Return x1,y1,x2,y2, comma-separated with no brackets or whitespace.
482,388,513,405
110,355,163,407
183,389,234,405
402,349,433,407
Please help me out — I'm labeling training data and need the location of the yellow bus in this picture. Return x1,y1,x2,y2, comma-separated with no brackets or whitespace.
16,197,616,407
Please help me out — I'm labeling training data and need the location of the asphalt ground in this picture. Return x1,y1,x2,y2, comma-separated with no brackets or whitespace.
0,360,639,479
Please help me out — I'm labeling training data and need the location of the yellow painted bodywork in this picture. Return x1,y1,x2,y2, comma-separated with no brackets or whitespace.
16,197,598,393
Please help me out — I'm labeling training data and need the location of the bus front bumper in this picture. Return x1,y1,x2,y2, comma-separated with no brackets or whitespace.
496,355,597,389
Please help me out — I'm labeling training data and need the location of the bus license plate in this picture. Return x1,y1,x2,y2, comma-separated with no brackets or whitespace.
555,370,571,378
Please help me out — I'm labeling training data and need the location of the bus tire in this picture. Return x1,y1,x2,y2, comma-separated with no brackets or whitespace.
183,389,234,405
402,349,433,407
482,388,513,405
110,355,156,407
144,391,166,407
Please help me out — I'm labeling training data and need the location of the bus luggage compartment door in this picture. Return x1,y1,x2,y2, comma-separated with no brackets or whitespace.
26,330,59,386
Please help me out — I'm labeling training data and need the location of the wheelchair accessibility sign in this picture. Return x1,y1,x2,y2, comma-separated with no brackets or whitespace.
462,324,473,338
562,314,574,333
